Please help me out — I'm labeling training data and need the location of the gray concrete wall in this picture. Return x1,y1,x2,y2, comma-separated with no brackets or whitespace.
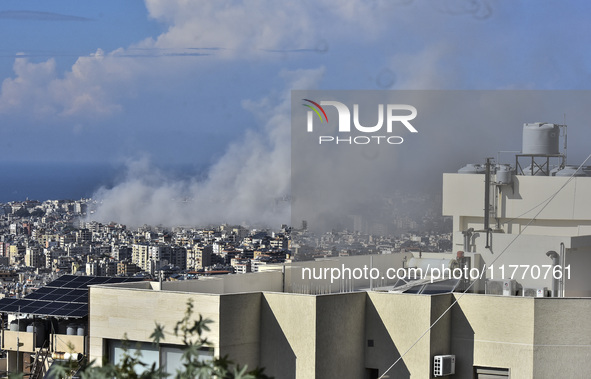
533,298,591,378
565,246,591,297
219,293,262,372
259,292,317,379
365,292,434,378
452,293,535,378
429,293,453,374
315,292,366,379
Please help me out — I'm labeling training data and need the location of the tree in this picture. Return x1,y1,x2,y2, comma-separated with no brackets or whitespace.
29,208,46,217
15,300,272,379
13,207,30,217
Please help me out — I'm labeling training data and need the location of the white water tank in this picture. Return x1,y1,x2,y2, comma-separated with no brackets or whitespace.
495,165,513,184
458,164,485,174
66,324,77,336
522,123,560,155
27,322,46,347
9,320,19,331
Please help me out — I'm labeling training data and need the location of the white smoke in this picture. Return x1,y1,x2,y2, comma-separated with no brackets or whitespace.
88,67,325,228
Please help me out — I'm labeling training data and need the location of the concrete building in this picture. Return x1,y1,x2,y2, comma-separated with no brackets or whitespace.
131,243,150,271
443,171,591,296
24,247,44,269
88,253,591,378
187,244,212,270
87,124,591,378
117,261,141,276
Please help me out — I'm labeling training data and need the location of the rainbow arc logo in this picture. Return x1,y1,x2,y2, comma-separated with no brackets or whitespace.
302,99,328,123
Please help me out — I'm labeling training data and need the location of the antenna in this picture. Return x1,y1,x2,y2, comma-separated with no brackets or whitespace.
562,114,567,167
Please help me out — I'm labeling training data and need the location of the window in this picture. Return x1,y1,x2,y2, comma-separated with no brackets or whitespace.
108,339,214,375
109,340,159,375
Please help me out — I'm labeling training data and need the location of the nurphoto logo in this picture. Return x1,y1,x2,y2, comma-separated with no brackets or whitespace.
303,98,418,145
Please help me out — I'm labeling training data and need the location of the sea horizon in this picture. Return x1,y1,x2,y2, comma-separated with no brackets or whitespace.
0,161,207,203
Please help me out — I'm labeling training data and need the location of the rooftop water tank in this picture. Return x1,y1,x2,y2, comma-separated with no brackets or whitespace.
9,320,19,331
522,123,560,155
458,164,485,174
555,165,587,177
27,322,46,348
495,164,513,184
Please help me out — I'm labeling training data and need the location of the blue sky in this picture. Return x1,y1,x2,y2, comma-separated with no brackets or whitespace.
1,0,589,165
1,0,591,224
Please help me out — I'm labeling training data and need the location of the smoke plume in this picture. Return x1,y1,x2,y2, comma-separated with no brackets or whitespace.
89,68,325,228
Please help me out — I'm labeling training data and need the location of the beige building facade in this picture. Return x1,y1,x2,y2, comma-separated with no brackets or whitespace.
88,273,591,378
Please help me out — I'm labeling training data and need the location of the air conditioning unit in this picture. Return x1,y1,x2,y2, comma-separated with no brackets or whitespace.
434,355,455,377
502,279,517,296
486,279,517,296
523,287,547,297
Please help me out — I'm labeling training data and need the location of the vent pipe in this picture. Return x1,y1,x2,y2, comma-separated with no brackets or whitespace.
484,158,493,248
546,250,560,297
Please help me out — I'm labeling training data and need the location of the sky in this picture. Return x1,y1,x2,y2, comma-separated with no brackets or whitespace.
1,0,591,227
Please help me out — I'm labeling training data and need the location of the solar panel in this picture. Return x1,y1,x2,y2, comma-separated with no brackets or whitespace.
24,292,46,300
20,303,41,313
55,294,79,302
0,275,143,318
393,277,420,288
85,277,103,285
3,304,19,312
32,287,54,295
73,295,88,303
38,294,62,301
53,288,73,296
68,310,87,317
403,284,426,294
420,279,460,294
47,279,71,287
50,308,72,317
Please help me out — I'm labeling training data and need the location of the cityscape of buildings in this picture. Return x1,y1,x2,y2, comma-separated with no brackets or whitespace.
0,196,452,299
0,123,590,378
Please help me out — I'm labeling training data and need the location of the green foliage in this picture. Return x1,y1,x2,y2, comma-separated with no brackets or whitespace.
13,207,30,217
48,299,272,379
29,208,46,217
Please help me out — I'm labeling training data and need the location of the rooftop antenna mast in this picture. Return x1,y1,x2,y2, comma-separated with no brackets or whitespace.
484,158,493,249
562,113,567,167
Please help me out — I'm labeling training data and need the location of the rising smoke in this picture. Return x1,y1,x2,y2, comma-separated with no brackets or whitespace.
89,76,591,233
88,68,325,228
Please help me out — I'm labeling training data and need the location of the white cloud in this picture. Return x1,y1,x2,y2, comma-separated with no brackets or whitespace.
0,49,140,118
0,0,389,119
388,43,460,89
142,1,318,54
140,0,407,57
0,56,57,116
